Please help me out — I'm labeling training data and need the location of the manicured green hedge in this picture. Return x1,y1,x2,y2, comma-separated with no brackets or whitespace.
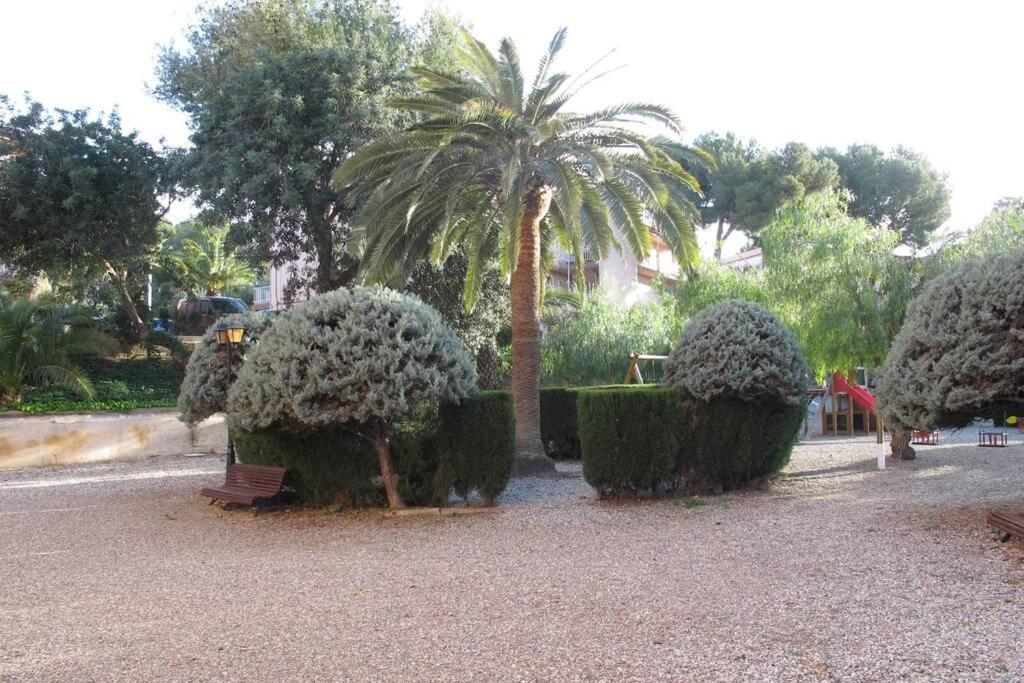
233,393,516,507
578,385,804,498
540,387,583,459
677,396,805,491
437,391,515,504
579,385,684,498
0,398,177,414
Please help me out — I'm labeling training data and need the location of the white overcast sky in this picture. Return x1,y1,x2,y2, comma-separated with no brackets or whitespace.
3,0,1022,244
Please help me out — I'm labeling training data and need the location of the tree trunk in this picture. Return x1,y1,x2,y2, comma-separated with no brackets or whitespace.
314,218,334,293
714,217,726,259
890,426,916,460
509,186,556,475
476,342,504,390
104,260,147,340
370,426,405,509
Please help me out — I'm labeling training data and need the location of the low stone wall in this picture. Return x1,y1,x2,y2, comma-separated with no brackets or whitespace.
0,409,226,470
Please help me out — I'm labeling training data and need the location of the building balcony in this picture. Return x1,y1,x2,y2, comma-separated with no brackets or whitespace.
252,284,271,310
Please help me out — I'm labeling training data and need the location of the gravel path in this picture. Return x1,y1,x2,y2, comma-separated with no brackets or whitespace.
2,427,1023,681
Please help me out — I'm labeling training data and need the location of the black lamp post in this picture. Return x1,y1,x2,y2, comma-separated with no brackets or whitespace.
214,320,247,474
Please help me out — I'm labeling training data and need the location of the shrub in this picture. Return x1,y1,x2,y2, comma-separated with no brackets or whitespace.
437,391,515,504
666,300,809,404
227,286,476,509
579,385,683,498
877,250,1024,434
678,396,805,491
177,311,270,427
540,387,583,459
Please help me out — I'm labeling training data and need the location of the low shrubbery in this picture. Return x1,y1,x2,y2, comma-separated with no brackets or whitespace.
581,302,808,499
437,391,515,505
579,385,683,497
540,387,583,459
234,394,516,507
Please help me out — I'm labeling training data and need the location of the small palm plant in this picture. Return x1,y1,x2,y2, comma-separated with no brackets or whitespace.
0,292,118,405
161,222,253,296
336,29,711,467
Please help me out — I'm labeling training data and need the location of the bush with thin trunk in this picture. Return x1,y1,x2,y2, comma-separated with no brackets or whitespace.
877,250,1024,457
226,286,476,509
177,311,271,428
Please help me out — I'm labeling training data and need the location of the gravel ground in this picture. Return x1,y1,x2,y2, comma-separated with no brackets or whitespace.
2,427,1023,681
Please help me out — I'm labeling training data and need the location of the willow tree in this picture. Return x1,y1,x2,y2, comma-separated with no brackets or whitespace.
335,29,709,470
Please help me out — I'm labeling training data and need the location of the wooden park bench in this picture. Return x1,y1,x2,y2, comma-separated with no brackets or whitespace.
987,510,1024,543
201,463,287,514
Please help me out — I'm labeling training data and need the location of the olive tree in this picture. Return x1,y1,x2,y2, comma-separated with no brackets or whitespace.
227,286,476,508
877,251,1024,459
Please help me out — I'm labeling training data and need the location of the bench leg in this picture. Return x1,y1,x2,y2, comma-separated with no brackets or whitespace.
208,498,217,505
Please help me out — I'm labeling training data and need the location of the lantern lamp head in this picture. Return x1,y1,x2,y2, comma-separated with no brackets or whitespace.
213,321,229,345
226,323,246,345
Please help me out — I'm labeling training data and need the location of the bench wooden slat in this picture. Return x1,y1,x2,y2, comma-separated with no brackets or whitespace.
987,511,1024,540
203,463,287,509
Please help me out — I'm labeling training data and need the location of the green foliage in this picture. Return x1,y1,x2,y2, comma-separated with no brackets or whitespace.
436,391,515,504
156,0,455,293
930,198,1024,272
159,221,253,297
579,385,683,497
540,387,583,459
677,395,805,491
675,191,917,378
177,311,271,428
818,144,951,248
226,286,476,433
541,289,683,386
692,132,838,255
877,250,1024,431
0,97,170,329
667,300,809,404
404,249,509,356
3,398,177,414
337,27,710,305
0,293,118,404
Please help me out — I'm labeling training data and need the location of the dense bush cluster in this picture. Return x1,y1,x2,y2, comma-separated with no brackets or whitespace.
878,251,1024,432
540,387,584,459
177,311,270,428
226,286,476,433
234,394,515,507
578,386,805,497
666,300,808,404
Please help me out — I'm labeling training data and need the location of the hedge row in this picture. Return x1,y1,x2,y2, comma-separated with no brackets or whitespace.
578,385,804,498
234,391,514,507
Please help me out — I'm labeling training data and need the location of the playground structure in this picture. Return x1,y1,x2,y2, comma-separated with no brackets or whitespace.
820,373,880,438
623,353,669,385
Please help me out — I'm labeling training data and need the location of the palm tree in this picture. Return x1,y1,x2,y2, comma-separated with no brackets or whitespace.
335,29,711,469
0,292,118,405
161,222,253,296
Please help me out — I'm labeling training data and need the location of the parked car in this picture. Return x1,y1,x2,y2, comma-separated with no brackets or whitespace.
175,296,248,335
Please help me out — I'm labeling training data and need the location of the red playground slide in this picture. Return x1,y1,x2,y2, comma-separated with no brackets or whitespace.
832,373,876,411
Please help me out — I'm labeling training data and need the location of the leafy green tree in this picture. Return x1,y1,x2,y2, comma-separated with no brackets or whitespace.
930,197,1023,270
155,0,454,294
693,133,838,257
160,221,254,297
0,292,117,405
818,144,951,248
336,29,709,466
0,97,172,338
676,191,918,378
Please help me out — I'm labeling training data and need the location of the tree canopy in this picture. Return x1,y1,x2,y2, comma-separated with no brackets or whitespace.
0,96,172,335
818,144,951,248
156,0,454,294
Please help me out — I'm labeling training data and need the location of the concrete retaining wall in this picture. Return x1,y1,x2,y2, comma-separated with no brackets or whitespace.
0,409,226,470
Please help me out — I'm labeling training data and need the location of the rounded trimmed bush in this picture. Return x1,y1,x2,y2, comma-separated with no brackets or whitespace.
878,250,1024,433
177,311,271,428
226,286,476,508
666,300,809,405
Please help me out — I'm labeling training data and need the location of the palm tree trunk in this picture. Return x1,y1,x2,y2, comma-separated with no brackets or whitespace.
509,186,555,474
